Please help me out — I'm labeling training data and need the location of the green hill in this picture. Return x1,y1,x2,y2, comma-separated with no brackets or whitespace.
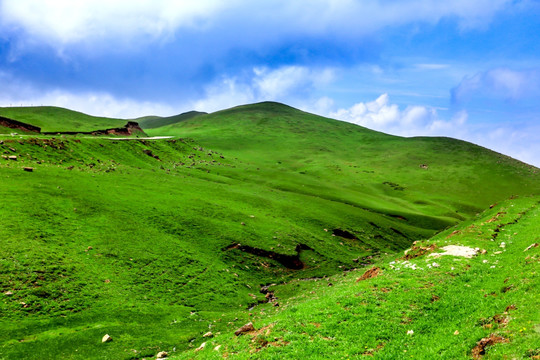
0,102,538,359
174,195,540,359
137,111,207,129
0,106,127,133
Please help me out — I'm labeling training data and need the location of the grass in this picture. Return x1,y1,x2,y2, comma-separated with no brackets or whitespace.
136,111,207,129
175,195,539,359
0,102,538,359
0,107,127,133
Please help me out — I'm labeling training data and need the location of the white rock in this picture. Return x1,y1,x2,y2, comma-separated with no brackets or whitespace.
195,342,206,352
214,345,222,351
156,351,168,358
407,330,414,335
102,334,113,343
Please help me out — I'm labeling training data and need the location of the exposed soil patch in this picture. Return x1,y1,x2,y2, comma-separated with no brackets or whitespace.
471,334,508,359
332,229,357,240
224,243,314,270
402,243,437,260
486,212,506,223
0,116,41,133
43,121,145,136
356,267,381,282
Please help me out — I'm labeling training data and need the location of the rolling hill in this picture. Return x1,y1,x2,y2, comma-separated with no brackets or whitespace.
0,106,128,133
0,102,538,359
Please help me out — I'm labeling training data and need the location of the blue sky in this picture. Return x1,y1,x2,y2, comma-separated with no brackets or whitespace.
0,0,539,166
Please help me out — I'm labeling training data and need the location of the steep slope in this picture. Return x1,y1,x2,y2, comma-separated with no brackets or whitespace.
0,106,127,133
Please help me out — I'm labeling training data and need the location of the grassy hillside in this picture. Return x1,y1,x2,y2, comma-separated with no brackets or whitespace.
0,102,538,359
174,195,539,359
137,111,207,129
0,107,127,133
149,102,538,224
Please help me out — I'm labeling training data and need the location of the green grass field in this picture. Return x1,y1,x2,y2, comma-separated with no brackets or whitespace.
0,107,127,133
0,102,538,359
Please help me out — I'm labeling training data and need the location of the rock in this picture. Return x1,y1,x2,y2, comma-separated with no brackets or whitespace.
407,330,414,335
356,267,381,282
156,351,168,358
195,342,206,352
102,334,113,343
23,167,33,172
524,243,538,252
454,330,459,335
214,345,222,351
203,331,213,337
8,155,17,160
4,291,13,296
234,322,255,336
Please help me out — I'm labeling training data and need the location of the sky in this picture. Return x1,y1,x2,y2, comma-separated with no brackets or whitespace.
0,1,539,166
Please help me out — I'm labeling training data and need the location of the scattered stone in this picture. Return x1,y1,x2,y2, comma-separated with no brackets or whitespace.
454,330,460,335
240,222,245,226
429,245,478,258
203,331,213,337
471,334,508,359
195,342,206,352
156,351,168,358
505,304,517,312
102,334,113,343
8,155,17,160
356,267,381,282
214,345,221,351
407,330,414,335
524,243,538,252
23,167,33,172
234,322,255,336
9,147,16,152
4,291,13,296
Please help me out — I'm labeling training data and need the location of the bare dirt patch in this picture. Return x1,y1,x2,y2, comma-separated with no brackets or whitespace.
472,334,508,359
357,267,381,282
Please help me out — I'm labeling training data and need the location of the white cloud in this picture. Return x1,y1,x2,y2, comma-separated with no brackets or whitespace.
330,93,459,137
452,68,540,103
0,0,514,52
192,66,335,112
330,93,539,167
0,72,181,118
0,0,227,46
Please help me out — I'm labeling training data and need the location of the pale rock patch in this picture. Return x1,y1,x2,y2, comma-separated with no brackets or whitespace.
429,245,478,258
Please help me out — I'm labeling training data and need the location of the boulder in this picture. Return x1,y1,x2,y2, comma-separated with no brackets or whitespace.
234,322,255,336
156,351,168,358
102,334,113,343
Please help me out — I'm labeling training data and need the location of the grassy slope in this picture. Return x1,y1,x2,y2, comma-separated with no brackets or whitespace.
137,111,207,129
0,102,538,359
0,107,127,133
149,102,538,226
175,195,539,360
